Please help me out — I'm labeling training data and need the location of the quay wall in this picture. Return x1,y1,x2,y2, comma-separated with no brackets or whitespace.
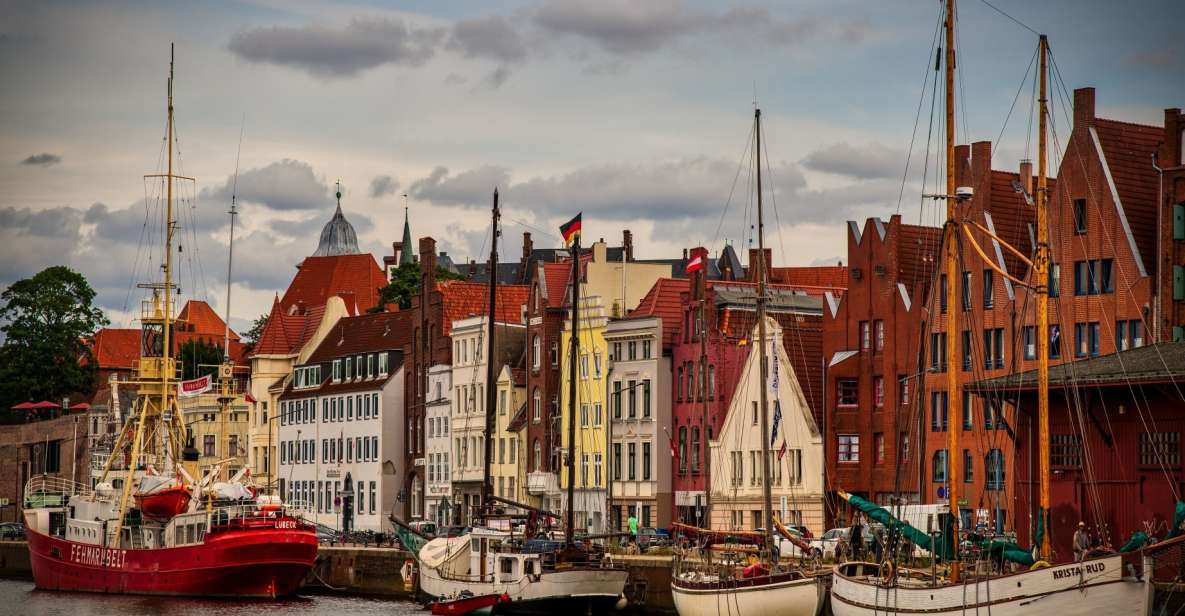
0,541,31,579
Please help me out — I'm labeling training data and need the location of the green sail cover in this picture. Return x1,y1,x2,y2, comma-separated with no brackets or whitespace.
845,494,955,561
396,525,429,555
1168,501,1185,541
1033,508,1045,553
1119,531,1150,553
979,539,1035,567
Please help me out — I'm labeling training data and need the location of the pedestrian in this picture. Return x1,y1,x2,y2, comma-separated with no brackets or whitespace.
849,515,864,561
1073,522,1090,562
628,512,639,542
872,528,884,563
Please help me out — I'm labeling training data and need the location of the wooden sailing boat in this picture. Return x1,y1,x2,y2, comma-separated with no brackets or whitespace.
21,45,317,598
829,3,1151,613
670,108,827,616
412,193,628,614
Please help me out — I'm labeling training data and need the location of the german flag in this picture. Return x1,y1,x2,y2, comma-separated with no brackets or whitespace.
559,213,582,245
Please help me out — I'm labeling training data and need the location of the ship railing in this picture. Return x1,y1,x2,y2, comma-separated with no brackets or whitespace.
23,474,93,508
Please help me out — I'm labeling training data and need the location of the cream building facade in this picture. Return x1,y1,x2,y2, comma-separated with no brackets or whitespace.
491,365,526,504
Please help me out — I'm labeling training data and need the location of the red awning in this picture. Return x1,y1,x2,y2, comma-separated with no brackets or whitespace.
11,401,35,410
69,402,91,410
29,400,60,409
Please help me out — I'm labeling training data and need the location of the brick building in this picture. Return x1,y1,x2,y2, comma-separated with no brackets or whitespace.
824,215,941,524
0,413,90,523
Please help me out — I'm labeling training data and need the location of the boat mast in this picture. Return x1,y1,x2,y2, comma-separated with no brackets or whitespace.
942,0,961,583
1035,34,1052,561
481,189,500,522
565,228,581,545
754,108,775,556
700,263,711,528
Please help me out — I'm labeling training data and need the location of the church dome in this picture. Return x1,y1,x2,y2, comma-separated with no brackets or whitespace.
313,185,360,257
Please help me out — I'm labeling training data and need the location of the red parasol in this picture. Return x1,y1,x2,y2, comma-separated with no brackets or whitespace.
12,401,35,410
69,402,91,410
29,401,60,409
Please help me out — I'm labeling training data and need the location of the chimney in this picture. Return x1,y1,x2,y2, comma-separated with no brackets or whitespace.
623,229,633,262
747,248,773,282
1166,108,1184,167
419,237,437,288
692,246,707,301
1074,87,1096,128
971,141,992,186
954,144,971,187
682,248,688,261
522,232,533,261
1019,159,1033,197
468,259,477,279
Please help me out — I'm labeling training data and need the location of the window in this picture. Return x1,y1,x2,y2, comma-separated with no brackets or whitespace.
532,388,541,421
983,269,994,308
594,402,602,426
751,401,759,425
1074,259,1114,295
963,449,974,483
676,366,683,402
550,341,558,366
581,454,589,486
499,390,507,416
961,330,972,371
860,321,871,351
899,432,910,463
580,404,589,428
983,327,1004,369
642,379,652,417
899,375,910,407
345,357,353,379
612,381,622,418
932,450,948,483
594,453,602,487
985,450,1005,490
628,380,637,417
984,399,1001,430
378,353,388,375
1074,198,1087,233
642,339,651,358
838,435,860,463
594,352,602,378
627,341,637,360
1049,263,1061,297
874,320,885,352
1049,325,1062,359
708,365,716,399
534,440,542,471
678,427,688,473
580,354,589,378
643,442,652,480
961,271,971,311
731,451,743,486
203,434,215,457
532,335,541,369
930,332,947,372
628,443,637,480
1140,432,1181,466
333,359,342,381
940,274,948,313
1051,434,1083,467
1117,320,1145,351
1023,326,1036,360
962,392,973,430
786,448,802,485
691,427,701,471
1076,322,1101,357
930,391,948,432
612,342,622,362
873,376,884,408
613,443,622,481
874,433,885,464
838,379,858,407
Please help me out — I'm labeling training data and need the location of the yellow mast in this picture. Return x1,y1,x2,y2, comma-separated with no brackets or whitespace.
1036,34,1051,561
943,0,961,583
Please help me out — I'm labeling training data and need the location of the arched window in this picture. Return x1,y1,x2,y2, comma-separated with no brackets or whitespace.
678,426,688,473
532,388,542,421
534,439,542,471
532,335,541,369
932,449,947,483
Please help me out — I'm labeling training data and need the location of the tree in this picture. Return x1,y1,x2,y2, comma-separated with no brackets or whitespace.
242,312,269,351
0,266,109,422
372,262,464,312
177,338,225,381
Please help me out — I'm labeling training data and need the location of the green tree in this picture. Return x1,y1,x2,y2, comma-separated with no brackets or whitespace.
242,312,269,351
177,338,225,381
0,266,109,423
372,262,464,312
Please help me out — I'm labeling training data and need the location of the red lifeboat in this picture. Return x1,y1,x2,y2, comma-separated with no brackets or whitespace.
135,484,192,519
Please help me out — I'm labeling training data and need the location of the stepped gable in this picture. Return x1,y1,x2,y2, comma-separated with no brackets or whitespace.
629,277,690,348
280,254,385,315
90,328,140,369
1094,117,1163,274
438,280,530,335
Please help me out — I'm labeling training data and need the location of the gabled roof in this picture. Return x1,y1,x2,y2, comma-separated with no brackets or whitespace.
767,265,848,296
305,310,417,363
90,328,140,369
438,280,529,336
1093,118,1162,274
629,277,691,348
984,169,1043,279
968,343,1185,391
896,222,942,298
252,296,327,356
177,299,239,340
281,254,385,315
542,261,572,308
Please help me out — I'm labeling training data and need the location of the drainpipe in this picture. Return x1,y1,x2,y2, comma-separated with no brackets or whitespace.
1153,152,1164,341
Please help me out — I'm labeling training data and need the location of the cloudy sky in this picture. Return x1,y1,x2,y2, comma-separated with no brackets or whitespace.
1,0,1181,333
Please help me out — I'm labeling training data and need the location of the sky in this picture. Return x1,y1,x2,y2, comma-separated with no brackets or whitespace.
1,0,1181,334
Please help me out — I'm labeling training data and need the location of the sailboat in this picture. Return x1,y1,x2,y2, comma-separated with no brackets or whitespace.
21,45,318,598
408,192,628,614
830,3,1151,614
669,108,827,616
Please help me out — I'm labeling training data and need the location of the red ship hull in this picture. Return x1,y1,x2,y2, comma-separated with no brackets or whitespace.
24,514,318,598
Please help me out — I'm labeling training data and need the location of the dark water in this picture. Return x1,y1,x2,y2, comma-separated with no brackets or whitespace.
0,578,423,616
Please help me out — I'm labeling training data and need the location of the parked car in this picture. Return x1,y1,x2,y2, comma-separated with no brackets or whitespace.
637,527,672,550
810,528,850,560
0,523,24,540
408,520,438,538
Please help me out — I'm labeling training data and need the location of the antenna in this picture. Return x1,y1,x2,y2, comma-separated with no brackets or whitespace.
224,115,245,360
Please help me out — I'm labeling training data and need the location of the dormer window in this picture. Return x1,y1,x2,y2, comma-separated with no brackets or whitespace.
378,352,389,376
345,357,353,379
368,354,377,377
333,359,342,381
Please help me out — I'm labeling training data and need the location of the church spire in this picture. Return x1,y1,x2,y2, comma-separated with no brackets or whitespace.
313,179,361,257
399,193,415,266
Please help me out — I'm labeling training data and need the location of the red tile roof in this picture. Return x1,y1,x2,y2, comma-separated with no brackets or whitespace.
306,310,417,363
767,265,848,297
542,261,572,308
896,222,942,298
90,328,140,369
629,277,690,348
176,300,239,340
984,169,1047,279
438,280,530,336
1094,118,1163,272
252,296,325,356
280,254,386,315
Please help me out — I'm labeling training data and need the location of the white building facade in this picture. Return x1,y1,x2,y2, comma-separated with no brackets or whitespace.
425,364,453,527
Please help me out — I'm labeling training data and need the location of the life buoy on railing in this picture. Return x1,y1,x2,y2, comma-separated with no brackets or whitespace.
1030,560,1051,570
401,559,417,593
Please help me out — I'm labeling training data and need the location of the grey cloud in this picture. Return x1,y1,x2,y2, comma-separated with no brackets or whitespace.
1,205,82,238
369,175,400,199
270,210,373,240
228,17,443,78
21,153,61,166
484,66,512,88
447,16,529,64
203,159,329,211
409,165,511,207
801,143,905,180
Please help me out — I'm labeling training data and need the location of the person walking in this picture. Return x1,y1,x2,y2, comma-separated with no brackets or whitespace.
627,511,639,548
1073,522,1090,562
849,515,864,561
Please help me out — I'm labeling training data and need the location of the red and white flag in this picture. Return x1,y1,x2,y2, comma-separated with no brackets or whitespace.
686,247,708,274
178,374,213,397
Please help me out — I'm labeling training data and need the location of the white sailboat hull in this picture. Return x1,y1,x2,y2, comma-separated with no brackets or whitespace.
671,573,824,616
830,555,1149,616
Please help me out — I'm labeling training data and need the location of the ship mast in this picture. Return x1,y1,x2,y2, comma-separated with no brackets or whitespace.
565,227,580,545
699,262,711,529
481,189,500,521
754,108,775,556
942,0,962,583
1035,34,1052,562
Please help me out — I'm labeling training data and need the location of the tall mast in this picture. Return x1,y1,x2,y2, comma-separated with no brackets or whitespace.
1035,34,1052,561
942,0,962,583
163,42,176,437
481,189,500,520
223,119,244,360
565,232,581,544
754,108,775,555
699,266,711,528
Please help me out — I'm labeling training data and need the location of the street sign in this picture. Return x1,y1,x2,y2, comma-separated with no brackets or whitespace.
937,486,947,499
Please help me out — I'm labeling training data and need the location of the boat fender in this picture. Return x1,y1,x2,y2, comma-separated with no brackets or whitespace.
615,593,628,610
1030,560,1051,570
401,559,417,592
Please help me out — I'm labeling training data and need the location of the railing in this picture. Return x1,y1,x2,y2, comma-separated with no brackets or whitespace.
24,474,92,507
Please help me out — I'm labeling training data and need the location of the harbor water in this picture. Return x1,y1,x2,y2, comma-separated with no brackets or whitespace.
0,578,423,616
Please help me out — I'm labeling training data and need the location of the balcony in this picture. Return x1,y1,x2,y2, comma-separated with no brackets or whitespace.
527,471,558,496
